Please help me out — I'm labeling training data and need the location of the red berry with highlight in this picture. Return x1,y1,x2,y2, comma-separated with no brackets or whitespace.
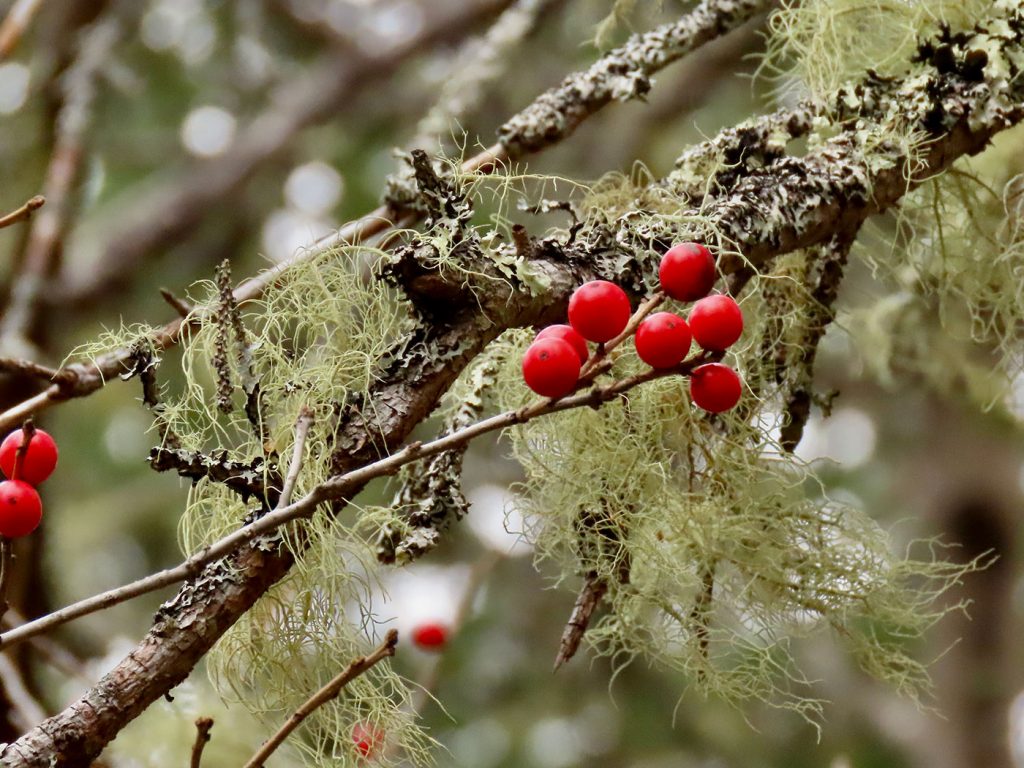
522,338,581,398
690,363,742,413
688,294,743,351
352,722,384,759
568,280,631,343
0,428,58,485
536,324,589,364
0,480,42,538
412,622,449,651
634,312,691,369
659,243,716,301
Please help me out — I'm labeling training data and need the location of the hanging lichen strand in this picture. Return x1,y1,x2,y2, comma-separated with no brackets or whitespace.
43,0,1022,764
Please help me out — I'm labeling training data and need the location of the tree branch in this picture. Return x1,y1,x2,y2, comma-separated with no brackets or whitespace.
0,0,765,435
189,717,213,768
5,4,1024,765
0,197,44,231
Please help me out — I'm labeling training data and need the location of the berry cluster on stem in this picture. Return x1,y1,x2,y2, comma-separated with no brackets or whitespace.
521,243,744,413
0,421,57,540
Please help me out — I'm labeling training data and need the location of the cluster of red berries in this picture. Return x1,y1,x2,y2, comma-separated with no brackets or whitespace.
0,427,58,539
521,243,743,413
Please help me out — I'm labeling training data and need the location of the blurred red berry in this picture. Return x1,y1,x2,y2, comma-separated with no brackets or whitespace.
412,622,449,651
688,294,743,351
352,722,384,759
522,338,581,398
690,363,742,413
658,243,716,301
535,324,589,364
0,428,58,485
568,280,631,343
634,312,692,369
0,480,42,538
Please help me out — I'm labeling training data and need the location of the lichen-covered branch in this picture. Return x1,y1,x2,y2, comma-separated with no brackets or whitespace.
497,0,773,154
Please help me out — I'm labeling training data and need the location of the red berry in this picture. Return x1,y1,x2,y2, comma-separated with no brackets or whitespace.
634,312,692,369
352,722,384,759
688,294,743,351
0,428,58,485
522,338,581,398
659,243,716,301
412,622,449,651
568,280,631,343
690,363,742,413
0,480,42,538
535,324,589,364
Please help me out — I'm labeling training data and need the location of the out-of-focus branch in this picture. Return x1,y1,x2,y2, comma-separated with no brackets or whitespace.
56,0,518,307
0,0,44,60
0,653,46,734
0,11,124,359
189,717,213,768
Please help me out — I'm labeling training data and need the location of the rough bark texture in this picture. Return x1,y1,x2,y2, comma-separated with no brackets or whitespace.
4,2,1024,764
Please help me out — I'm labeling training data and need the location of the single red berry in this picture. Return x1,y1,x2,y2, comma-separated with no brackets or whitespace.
0,480,42,538
412,622,449,651
0,428,58,485
688,294,743,351
568,280,631,343
522,338,581,398
634,312,692,369
352,722,384,759
535,324,589,364
690,363,742,413
659,243,716,301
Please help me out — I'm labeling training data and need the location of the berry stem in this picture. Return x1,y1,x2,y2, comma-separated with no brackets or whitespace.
577,292,666,383
11,419,35,482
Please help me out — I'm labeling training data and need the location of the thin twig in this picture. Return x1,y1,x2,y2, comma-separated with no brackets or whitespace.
279,408,314,509
0,0,44,60
0,357,62,383
0,196,44,230
0,352,718,651
190,717,213,768
242,630,399,768
159,288,193,319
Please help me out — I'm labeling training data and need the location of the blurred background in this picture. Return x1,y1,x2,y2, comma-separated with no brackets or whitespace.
0,0,1023,766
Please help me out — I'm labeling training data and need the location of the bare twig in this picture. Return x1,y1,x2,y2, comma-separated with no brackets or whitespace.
0,357,62,384
0,352,718,651
0,0,44,60
0,652,47,733
0,197,44,230
12,420,35,483
190,717,213,768
279,408,314,508
242,630,399,768
158,288,193,319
